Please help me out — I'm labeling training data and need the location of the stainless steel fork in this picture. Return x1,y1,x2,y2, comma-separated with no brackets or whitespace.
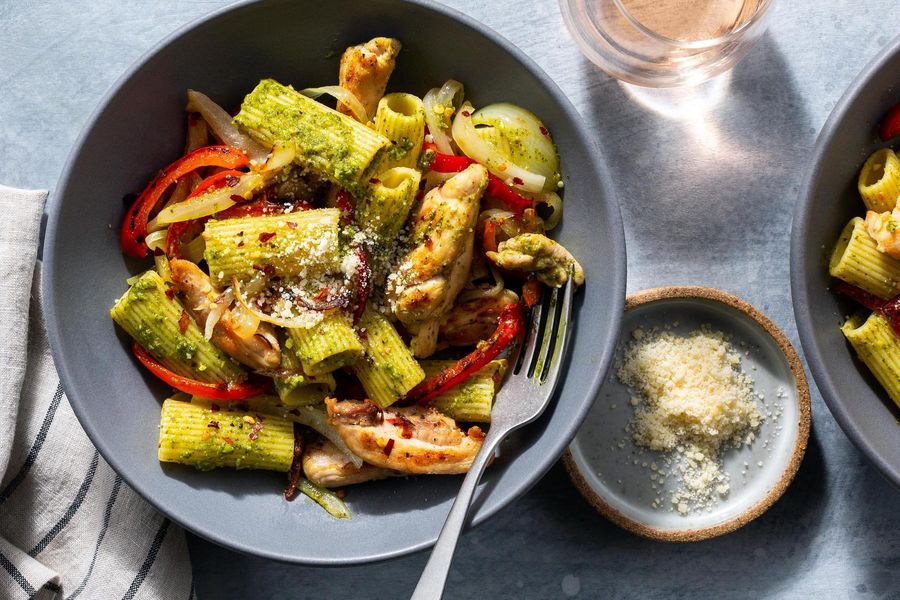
410,272,576,600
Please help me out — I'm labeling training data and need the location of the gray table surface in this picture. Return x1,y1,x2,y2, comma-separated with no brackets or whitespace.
3,0,899,598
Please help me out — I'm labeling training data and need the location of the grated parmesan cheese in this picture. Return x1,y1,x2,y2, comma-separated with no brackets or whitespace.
617,325,763,515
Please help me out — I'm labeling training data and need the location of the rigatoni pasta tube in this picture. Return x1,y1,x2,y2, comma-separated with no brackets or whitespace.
351,309,425,408
859,148,900,213
158,398,294,471
841,312,900,409
829,217,900,299
358,167,421,272
204,209,341,284
110,271,243,383
273,343,336,406
421,359,506,423
233,79,391,196
287,312,364,376
374,93,426,170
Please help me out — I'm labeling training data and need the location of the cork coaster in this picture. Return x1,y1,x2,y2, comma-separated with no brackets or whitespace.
563,286,811,542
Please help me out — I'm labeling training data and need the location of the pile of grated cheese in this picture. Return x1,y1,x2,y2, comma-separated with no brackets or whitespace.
617,325,763,515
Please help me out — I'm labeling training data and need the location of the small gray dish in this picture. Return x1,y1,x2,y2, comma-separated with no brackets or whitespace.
41,0,625,564
565,287,810,541
791,34,900,488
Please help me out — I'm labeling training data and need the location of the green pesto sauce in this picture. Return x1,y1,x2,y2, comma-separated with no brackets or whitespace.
174,338,198,361
388,136,414,161
134,324,162,353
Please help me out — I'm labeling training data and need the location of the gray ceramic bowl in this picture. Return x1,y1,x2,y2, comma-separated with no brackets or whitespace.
792,36,900,488
43,0,625,564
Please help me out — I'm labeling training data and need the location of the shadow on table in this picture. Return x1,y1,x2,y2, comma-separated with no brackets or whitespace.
576,34,817,297
532,425,828,598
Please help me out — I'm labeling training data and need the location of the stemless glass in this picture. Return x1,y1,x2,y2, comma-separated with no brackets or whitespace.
559,0,774,87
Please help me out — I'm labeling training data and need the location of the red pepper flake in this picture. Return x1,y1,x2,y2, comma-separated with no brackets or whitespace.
383,438,395,456
164,288,175,301
461,110,471,117
230,194,244,203
223,174,241,188
222,436,234,445
152,247,164,257
512,177,524,186
258,231,276,243
388,415,414,439
178,310,190,334
286,221,298,229
539,125,549,136
210,403,220,412
237,231,244,236
207,420,219,429
314,287,329,302
237,240,244,247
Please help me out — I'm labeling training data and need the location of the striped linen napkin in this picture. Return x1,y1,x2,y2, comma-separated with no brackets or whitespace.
0,185,196,600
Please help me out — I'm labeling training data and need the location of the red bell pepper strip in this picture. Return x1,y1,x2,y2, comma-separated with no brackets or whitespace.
405,302,525,405
482,219,499,252
832,281,900,336
131,340,269,400
880,102,900,141
422,142,533,214
189,169,245,197
120,145,249,258
832,281,884,311
522,277,542,308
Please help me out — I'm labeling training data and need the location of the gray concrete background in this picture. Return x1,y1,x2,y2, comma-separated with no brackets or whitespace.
2,0,899,598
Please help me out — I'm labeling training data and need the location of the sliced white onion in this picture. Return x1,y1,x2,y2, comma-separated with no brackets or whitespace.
459,265,505,302
165,116,209,209
301,86,368,124
536,191,563,230
153,172,265,225
125,271,151,286
472,103,560,192
204,288,232,340
228,303,261,340
451,102,545,193
261,145,295,173
182,236,206,264
288,406,364,468
422,80,464,155
144,229,168,252
186,89,270,163
154,254,172,283
233,276,324,329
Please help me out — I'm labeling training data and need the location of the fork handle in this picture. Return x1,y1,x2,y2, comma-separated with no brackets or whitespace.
410,429,506,600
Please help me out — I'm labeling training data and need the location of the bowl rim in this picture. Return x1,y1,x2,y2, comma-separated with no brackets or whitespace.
42,0,626,564
790,34,900,489
564,285,811,542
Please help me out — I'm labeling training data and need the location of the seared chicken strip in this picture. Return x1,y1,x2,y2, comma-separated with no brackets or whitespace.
440,289,519,347
338,37,401,120
169,259,280,371
866,209,900,259
389,164,489,356
302,437,398,488
325,398,485,474
486,233,585,287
